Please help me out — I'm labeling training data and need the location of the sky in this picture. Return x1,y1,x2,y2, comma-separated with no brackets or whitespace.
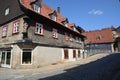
43,0,120,31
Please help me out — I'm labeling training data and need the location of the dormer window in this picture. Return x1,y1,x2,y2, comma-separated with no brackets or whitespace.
64,22,68,27
49,11,57,21
33,4,40,13
5,8,9,16
72,27,76,31
62,18,69,27
31,0,41,13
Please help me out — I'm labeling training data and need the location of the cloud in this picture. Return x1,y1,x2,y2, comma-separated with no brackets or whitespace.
88,9,103,15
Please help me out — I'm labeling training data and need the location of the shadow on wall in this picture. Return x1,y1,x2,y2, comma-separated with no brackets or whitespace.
39,53,120,80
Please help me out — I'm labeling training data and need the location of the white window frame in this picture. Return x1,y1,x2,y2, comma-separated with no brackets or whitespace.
13,20,20,34
33,4,40,13
51,14,57,21
2,25,8,37
35,22,44,35
21,49,33,65
52,28,58,39
5,8,9,16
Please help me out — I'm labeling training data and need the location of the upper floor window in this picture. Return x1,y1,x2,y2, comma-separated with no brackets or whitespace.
12,20,20,34
33,4,40,13
2,25,8,37
5,8,9,16
65,33,69,41
35,22,44,35
52,28,58,39
69,34,73,41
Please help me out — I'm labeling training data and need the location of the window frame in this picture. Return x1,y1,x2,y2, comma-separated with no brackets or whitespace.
2,25,8,37
33,4,40,13
12,20,20,34
5,8,9,16
21,49,33,65
52,28,58,39
64,33,69,41
34,22,44,35
69,34,73,41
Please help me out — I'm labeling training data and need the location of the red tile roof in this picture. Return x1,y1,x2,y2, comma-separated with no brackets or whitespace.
83,27,114,44
19,0,81,35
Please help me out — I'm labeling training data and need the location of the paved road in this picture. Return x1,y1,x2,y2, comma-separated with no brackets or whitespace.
0,53,120,80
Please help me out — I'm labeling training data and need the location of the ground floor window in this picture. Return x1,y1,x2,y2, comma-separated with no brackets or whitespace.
1,50,11,67
22,49,32,64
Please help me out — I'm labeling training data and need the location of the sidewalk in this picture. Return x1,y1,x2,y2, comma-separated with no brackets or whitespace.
0,53,110,76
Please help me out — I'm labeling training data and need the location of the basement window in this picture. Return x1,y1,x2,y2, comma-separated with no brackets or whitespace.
22,49,32,65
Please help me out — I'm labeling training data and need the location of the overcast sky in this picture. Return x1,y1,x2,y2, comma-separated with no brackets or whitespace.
43,0,120,31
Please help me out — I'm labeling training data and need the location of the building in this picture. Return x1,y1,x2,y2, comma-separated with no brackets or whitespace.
83,27,119,56
0,0,85,68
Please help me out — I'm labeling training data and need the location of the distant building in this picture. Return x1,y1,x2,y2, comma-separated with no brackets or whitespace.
83,27,120,56
0,0,85,68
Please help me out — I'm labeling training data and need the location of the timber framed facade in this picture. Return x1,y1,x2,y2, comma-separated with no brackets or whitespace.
0,0,85,68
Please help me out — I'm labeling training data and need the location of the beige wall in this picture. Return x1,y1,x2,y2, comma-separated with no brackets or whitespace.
11,44,63,68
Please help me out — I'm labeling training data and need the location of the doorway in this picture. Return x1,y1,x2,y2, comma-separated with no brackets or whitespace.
64,49,69,59
1,50,11,68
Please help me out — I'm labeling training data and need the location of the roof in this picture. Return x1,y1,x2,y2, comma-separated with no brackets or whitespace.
82,27,114,44
0,0,24,25
19,0,84,36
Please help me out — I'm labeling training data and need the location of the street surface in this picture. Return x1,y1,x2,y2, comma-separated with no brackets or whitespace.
0,53,120,80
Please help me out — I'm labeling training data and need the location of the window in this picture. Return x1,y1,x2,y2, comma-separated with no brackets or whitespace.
35,22,44,35
52,28,58,38
33,4,40,13
50,14,57,21
12,20,20,34
72,27,76,31
63,21,68,27
2,25,8,37
22,49,32,64
5,8,9,16
65,33,69,41
69,34,73,41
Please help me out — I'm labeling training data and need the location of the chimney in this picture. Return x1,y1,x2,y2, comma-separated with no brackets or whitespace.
57,7,60,13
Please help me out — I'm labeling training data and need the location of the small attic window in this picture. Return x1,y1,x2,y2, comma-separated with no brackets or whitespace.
31,0,41,13
63,21,68,27
62,18,69,27
33,4,40,13
72,26,76,31
5,8,9,16
50,12,57,21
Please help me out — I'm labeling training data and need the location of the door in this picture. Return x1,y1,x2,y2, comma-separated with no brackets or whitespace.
64,49,69,59
1,50,11,68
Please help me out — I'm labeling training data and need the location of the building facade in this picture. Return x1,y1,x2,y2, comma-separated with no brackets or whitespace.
83,27,119,56
0,0,85,68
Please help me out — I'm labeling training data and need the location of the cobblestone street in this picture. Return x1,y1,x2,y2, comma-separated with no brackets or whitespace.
0,53,120,80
